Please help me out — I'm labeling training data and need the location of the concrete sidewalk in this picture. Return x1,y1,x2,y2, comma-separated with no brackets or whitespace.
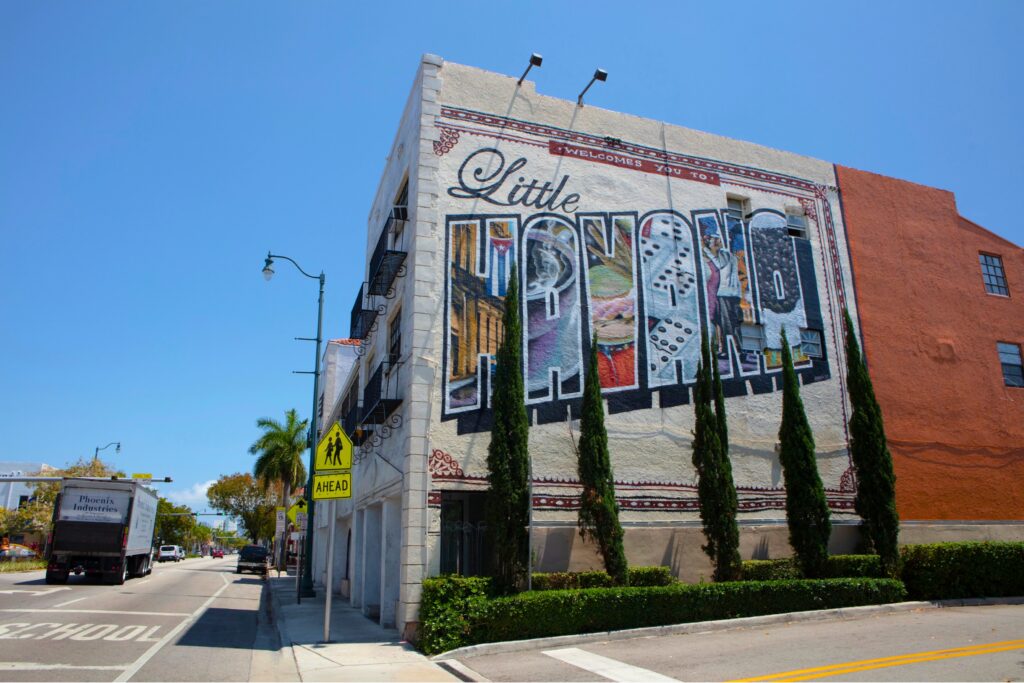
265,574,458,682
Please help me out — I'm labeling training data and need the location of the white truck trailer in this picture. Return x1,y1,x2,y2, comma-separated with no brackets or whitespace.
45,478,158,585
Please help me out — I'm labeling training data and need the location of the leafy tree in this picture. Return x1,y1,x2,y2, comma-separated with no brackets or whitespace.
249,409,308,510
691,330,741,581
206,473,275,543
154,497,195,546
777,329,831,577
576,333,628,584
485,267,530,593
843,308,900,576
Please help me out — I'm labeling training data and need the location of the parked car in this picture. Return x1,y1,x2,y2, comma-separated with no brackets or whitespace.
157,545,182,562
210,548,224,558
236,545,269,576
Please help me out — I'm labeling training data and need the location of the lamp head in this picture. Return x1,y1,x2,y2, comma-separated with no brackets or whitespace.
262,254,275,281
115,443,121,454
594,68,608,82
530,53,543,67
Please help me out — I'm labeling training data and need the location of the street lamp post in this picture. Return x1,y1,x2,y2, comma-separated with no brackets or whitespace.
93,441,121,463
262,251,323,600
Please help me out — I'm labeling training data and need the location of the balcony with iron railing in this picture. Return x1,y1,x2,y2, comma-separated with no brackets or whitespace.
366,207,408,296
360,357,402,425
349,282,378,340
343,401,371,446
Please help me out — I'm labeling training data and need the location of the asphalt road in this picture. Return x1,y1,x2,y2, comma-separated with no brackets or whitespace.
0,556,297,682
450,603,1024,681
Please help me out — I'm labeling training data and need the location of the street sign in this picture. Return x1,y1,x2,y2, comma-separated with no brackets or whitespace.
275,507,286,534
312,472,352,500
132,473,152,480
295,512,307,531
287,499,307,525
315,422,352,471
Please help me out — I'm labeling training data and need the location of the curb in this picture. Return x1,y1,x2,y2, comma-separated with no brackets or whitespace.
431,596,1024,661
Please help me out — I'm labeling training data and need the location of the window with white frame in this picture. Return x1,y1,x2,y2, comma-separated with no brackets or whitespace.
388,308,402,368
739,323,765,352
979,253,1009,296
997,342,1023,387
786,209,808,239
800,329,823,358
391,180,409,249
726,196,748,222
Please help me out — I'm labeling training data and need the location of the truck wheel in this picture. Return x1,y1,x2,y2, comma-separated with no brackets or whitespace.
45,570,68,585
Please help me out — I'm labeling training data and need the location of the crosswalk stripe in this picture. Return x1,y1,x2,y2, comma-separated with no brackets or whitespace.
543,647,681,682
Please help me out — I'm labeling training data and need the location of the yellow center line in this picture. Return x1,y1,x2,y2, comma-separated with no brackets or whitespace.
730,638,1024,681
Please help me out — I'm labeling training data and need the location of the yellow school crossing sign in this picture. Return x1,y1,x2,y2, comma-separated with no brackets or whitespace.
315,422,352,471
313,472,352,499
313,421,353,500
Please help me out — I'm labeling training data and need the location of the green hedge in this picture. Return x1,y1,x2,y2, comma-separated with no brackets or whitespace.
418,577,905,654
742,555,885,581
900,542,1024,600
532,566,675,590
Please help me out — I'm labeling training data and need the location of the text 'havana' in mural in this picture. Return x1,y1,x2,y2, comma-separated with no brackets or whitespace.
442,147,829,434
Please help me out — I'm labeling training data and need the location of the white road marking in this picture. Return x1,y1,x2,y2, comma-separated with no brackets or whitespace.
52,597,89,608
0,587,71,596
1,662,128,671
113,568,234,682
1,609,190,617
542,647,681,682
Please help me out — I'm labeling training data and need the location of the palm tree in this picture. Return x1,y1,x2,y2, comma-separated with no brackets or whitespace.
249,409,309,510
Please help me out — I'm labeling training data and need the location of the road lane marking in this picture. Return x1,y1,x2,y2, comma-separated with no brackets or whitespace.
0,622,163,641
1,662,128,671
543,647,680,682
730,638,1024,681
0,586,71,596
113,569,234,682
52,597,89,608
1,609,190,616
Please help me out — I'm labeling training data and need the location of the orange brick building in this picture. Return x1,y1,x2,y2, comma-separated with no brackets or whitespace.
837,166,1024,521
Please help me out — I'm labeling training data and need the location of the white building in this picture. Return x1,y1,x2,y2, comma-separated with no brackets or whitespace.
313,55,872,640
0,461,54,510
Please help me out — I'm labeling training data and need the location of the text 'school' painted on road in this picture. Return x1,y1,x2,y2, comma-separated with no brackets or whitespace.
0,622,163,641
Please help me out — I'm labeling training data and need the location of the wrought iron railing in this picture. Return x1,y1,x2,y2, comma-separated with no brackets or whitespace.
360,358,402,424
349,282,377,339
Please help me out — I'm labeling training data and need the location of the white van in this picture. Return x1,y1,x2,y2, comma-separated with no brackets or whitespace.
158,545,182,562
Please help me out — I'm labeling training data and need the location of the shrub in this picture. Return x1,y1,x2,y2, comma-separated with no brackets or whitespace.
418,576,492,655
742,555,884,581
900,542,1024,600
531,566,675,591
418,577,905,654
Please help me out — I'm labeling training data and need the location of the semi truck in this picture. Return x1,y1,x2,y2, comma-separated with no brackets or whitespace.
45,478,158,585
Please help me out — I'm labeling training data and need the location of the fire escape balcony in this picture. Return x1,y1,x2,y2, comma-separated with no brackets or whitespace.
366,208,408,297
349,282,377,340
343,402,370,446
360,358,402,425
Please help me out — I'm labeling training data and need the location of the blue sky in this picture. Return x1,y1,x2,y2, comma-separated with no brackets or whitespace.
1,1,1021,509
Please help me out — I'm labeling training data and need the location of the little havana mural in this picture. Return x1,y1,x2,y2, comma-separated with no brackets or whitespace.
442,148,829,434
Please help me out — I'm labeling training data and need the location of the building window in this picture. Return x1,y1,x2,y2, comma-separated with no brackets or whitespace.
739,323,765,352
391,180,409,250
726,196,748,222
773,271,786,300
997,342,1023,387
800,329,823,358
979,253,1009,296
786,209,808,239
388,309,402,368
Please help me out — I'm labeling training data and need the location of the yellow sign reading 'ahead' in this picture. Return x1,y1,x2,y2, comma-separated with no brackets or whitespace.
315,422,352,471
312,472,351,500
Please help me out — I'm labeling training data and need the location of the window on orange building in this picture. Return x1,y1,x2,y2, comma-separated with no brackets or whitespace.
997,342,1023,387
979,253,1009,296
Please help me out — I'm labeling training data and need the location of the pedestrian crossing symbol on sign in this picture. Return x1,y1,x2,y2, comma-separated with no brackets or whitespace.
315,422,352,471
313,472,351,500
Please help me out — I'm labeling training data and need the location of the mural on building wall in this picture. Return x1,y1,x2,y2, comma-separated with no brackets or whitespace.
440,144,830,433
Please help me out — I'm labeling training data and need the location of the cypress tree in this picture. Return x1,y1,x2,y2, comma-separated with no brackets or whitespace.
691,330,742,581
577,333,628,585
843,308,900,576
485,268,530,593
777,328,831,578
